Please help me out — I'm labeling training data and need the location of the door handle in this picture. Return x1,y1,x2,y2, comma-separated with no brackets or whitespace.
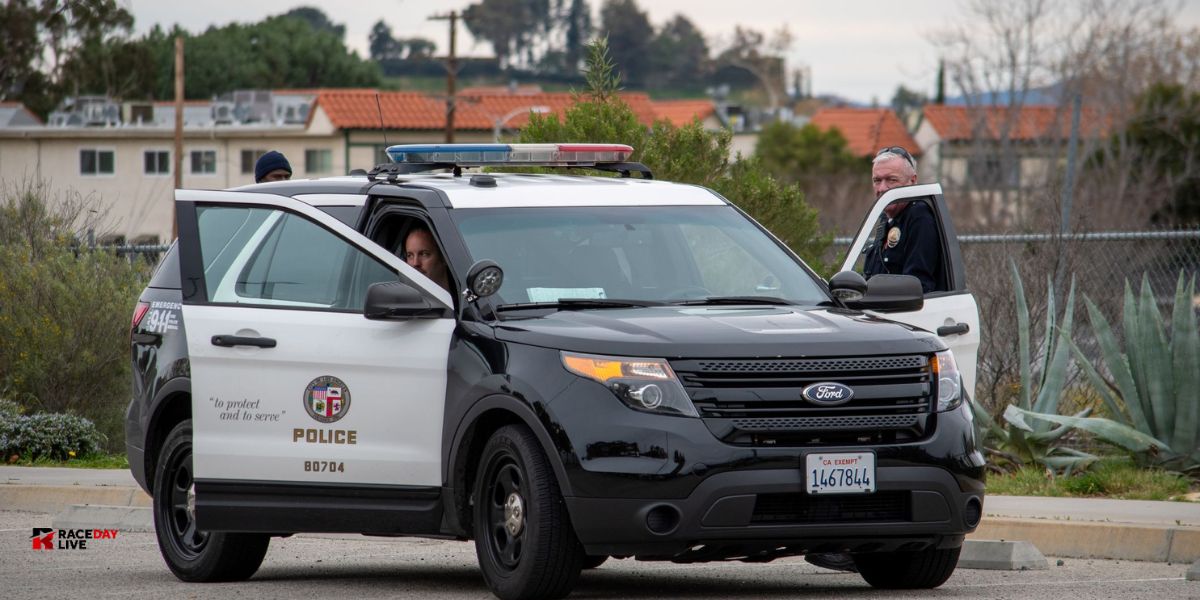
936,322,970,337
211,335,277,348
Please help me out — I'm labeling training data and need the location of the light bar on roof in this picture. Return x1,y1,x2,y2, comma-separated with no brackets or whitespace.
385,143,633,166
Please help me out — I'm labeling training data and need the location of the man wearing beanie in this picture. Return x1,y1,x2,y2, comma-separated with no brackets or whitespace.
255,150,292,183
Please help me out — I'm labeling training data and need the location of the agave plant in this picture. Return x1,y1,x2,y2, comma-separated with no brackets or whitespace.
1064,272,1200,472
973,261,1168,474
971,261,1094,472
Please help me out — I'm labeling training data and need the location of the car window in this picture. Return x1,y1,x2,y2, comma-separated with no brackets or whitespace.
451,205,828,305
195,205,395,310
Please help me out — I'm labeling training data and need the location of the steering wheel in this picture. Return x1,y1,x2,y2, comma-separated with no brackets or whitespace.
663,285,713,301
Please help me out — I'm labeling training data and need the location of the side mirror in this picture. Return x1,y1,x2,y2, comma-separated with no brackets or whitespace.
466,259,504,301
828,271,867,302
844,274,924,312
364,281,449,320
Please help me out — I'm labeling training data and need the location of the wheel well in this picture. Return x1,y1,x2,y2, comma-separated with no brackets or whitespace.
145,393,191,491
452,408,524,534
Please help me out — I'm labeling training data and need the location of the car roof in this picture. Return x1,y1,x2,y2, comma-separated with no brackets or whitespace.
229,172,728,209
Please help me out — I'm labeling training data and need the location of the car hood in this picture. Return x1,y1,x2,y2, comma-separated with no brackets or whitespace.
493,305,943,358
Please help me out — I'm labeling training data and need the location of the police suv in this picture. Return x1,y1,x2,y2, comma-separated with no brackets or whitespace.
126,143,984,600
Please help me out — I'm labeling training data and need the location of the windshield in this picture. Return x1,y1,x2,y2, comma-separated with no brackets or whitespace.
451,205,828,305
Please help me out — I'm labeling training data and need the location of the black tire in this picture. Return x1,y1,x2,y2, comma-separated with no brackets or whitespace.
853,546,961,589
581,555,608,569
473,425,584,600
153,420,270,582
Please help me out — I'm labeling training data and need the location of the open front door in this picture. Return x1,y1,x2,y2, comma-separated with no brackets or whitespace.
175,190,455,495
839,183,981,397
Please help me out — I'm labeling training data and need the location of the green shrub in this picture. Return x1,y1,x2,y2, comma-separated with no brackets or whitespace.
0,180,151,451
0,409,105,461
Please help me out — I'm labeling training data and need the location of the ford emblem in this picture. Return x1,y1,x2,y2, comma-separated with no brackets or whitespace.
801,382,854,406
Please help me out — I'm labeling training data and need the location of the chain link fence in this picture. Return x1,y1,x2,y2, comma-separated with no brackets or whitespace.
835,229,1200,413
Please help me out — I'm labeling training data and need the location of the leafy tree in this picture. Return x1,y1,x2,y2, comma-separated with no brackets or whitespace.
599,0,653,86
562,0,592,73
520,38,829,267
649,15,710,90
369,19,397,61
0,0,136,116
464,0,554,71
136,15,380,100
755,121,861,185
890,84,928,125
282,6,344,39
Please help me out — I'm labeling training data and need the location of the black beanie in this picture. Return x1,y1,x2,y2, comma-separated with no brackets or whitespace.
255,151,292,182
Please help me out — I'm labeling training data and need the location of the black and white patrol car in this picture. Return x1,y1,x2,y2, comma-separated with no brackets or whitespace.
126,143,984,600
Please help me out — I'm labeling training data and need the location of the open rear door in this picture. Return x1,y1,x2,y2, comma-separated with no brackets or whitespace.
839,184,981,398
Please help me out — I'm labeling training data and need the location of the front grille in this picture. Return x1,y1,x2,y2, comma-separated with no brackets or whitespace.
751,491,911,524
671,355,933,446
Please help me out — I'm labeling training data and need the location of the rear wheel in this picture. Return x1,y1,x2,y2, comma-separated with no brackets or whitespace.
853,546,961,589
153,420,269,582
473,425,584,600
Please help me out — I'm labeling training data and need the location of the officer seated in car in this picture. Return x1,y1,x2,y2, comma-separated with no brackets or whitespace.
402,224,451,292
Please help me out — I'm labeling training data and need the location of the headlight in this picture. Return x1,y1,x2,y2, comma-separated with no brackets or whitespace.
932,350,963,412
561,352,698,417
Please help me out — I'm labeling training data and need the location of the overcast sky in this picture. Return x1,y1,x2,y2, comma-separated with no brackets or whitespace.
126,0,1200,105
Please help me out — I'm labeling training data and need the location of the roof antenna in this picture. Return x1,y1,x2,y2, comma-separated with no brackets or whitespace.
375,92,389,163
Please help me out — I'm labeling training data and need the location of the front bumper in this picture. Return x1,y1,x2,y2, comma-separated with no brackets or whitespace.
566,464,982,557
548,379,985,558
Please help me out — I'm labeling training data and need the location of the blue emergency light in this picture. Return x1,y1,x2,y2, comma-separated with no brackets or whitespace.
385,143,634,166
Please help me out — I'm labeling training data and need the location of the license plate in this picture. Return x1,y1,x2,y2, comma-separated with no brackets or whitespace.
805,452,876,494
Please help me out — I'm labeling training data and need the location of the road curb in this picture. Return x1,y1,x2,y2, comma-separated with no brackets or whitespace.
969,516,1200,563
0,485,150,514
53,504,154,532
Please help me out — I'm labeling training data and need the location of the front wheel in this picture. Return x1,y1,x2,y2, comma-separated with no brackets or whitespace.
153,419,270,582
473,424,584,600
853,546,961,589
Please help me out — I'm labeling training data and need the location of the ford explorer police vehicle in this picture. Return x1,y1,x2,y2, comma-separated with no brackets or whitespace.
126,143,984,600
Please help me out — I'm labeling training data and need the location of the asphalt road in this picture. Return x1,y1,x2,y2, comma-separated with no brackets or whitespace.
3,510,1195,600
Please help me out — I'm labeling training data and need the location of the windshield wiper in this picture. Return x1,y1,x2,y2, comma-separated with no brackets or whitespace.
669,296,793,306
497,298,665,312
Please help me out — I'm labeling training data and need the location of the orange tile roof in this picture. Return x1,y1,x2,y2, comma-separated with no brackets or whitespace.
922,104,1105,141
810,108,918,157
651,99,717,127
314,90,658,131
458,84,545,95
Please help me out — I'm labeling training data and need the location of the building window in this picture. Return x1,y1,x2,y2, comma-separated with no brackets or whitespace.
191,150,217,174
80,149,114,175
241,149,268,174
144,150,170,175
305,149,332,174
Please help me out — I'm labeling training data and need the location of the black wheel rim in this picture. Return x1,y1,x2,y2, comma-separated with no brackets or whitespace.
162,440,208,558
483,451,525,572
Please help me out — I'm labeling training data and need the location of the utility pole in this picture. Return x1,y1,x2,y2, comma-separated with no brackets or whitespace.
430,11,459,142
172,36,184,240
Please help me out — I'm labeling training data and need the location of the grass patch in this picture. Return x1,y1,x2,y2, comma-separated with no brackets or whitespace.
7,452,128,469
988,459,1193,500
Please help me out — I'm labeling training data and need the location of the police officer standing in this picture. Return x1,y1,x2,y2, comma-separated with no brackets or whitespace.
862,146,942,294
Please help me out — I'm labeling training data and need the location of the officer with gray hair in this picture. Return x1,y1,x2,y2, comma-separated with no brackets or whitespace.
862,146,943,294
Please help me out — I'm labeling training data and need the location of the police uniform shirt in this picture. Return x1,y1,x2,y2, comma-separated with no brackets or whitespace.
862,201,943,294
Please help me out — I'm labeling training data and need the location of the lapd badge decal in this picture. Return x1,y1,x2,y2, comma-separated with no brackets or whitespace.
886,227,901,248
303,376,351,423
